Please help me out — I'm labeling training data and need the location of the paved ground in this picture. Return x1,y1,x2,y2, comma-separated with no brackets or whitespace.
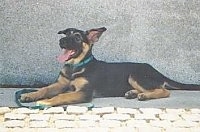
0,88,200,108
0,88,200,131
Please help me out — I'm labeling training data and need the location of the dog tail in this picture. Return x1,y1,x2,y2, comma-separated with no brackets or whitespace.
165,79,200,91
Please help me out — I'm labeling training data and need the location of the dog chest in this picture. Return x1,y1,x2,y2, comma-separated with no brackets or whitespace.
59,67,89,91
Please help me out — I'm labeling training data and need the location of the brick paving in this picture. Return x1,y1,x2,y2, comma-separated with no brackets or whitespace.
0,107,200,132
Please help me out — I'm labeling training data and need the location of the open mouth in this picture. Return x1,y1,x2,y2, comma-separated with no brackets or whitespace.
57,49,76,63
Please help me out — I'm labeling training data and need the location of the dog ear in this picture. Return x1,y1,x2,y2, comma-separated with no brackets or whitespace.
58,30,66,34
86,27,107,43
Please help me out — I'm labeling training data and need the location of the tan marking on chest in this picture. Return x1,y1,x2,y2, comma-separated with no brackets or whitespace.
72,68,85,78
70,77,89,91
57,75,70,85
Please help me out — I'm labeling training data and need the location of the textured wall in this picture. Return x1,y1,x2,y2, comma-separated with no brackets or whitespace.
1,0,200,86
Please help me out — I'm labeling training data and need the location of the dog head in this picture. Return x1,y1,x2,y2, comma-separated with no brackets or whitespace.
57,27,107,64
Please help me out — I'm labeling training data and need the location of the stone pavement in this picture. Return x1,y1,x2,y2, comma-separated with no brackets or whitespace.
0,106,200,132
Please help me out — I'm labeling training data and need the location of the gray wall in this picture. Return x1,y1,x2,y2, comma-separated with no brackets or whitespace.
1,0,200,86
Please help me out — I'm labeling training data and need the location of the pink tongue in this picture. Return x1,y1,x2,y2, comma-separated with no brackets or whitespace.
57,49,75,63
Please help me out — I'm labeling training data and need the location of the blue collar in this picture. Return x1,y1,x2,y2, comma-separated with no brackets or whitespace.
65,55,94,69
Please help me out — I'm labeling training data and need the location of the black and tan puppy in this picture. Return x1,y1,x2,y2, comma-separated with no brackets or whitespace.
20,27,200,106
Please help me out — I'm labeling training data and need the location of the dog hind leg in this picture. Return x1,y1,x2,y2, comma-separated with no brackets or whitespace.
127,75,170,101
125,76,144,99
137,88,170,101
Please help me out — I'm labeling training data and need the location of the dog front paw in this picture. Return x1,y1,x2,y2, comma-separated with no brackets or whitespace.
20,93,36,102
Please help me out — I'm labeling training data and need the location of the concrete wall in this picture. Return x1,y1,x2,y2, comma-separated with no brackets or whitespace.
1,0,200,86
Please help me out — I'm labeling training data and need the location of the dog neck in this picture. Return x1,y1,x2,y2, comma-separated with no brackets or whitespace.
65,55,94,69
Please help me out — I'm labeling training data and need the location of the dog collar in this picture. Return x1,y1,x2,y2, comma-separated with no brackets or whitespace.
65,55,94,69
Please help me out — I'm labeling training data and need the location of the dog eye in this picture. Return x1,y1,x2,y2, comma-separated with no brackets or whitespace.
74,34,82,42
